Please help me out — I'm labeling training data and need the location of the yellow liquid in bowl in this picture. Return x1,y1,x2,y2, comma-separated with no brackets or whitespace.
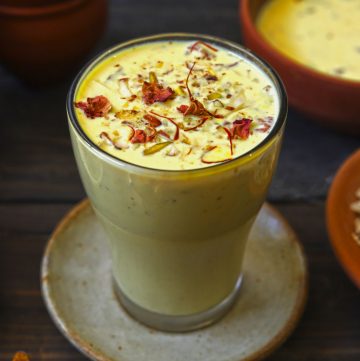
257,0,360,81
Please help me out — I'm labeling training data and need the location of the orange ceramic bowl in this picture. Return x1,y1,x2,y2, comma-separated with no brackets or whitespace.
326,149,360,288
0,0,107,85
239,0,360,134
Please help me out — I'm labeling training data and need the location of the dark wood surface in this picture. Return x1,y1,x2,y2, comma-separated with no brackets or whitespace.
0,0,359,360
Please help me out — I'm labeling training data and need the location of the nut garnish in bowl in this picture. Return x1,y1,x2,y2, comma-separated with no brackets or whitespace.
350,188,360,246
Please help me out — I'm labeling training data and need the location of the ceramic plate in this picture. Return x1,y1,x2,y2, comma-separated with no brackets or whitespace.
41,200,307,361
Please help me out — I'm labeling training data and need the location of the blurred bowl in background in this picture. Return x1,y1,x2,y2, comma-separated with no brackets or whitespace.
0,0,67,6
326,149,360,289
239,0,360,134
0,0,107,85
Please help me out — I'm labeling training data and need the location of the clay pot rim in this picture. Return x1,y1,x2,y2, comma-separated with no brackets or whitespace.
240,0,360,89
0,0,87,17
326,149,360,289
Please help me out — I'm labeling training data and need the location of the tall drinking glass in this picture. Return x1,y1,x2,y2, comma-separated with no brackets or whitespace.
67,33,287,332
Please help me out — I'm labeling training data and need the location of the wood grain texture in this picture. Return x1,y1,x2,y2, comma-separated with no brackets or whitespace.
0,203,359,360
0,0,359,359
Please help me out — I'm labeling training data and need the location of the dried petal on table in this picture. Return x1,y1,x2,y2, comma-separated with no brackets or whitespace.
12,352,30,361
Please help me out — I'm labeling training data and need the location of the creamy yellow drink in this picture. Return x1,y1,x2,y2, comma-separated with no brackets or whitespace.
257,0,360,81
75,41,278,169
68,34,287,331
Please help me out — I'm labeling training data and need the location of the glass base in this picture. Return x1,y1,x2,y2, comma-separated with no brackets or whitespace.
113,275,243,332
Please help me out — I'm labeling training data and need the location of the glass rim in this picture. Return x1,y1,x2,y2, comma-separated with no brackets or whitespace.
67,32,288,175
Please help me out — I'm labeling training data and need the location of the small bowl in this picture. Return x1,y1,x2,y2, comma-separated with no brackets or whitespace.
0,0,107,85
326,149,360,288
239,0,360,134
0,0,66,6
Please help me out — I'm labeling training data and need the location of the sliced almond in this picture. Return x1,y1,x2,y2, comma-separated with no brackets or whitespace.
201,145,232,164
88,80,124,111
118,124,135,141
166,144,180,157
99,132,113,146
113,139,129,150
352,232,360,246
119,78,132,97
356,188,360,198
354,218,360,233
350,200,360,213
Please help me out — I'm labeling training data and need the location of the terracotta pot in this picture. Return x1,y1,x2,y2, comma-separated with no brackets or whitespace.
239,0,360,134
0,0,66,6
0,0,107,85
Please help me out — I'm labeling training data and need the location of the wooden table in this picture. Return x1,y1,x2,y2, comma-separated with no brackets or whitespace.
0,0,359,359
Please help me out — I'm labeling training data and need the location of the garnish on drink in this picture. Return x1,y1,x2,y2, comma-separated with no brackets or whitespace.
74,40,277,170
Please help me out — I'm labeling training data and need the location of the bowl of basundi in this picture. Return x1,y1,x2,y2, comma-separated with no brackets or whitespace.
239,0,360,133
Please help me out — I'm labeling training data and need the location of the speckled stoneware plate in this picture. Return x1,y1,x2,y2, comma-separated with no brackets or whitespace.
41,199,307,361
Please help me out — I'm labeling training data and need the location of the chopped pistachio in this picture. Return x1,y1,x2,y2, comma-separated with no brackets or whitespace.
212,99,225,107
156,61,164,68
175,86,186,96
143,141,172,155
149,71,158,84
207,92,222,100
115,109,139,120
207,67,217,76
180,133,191,145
